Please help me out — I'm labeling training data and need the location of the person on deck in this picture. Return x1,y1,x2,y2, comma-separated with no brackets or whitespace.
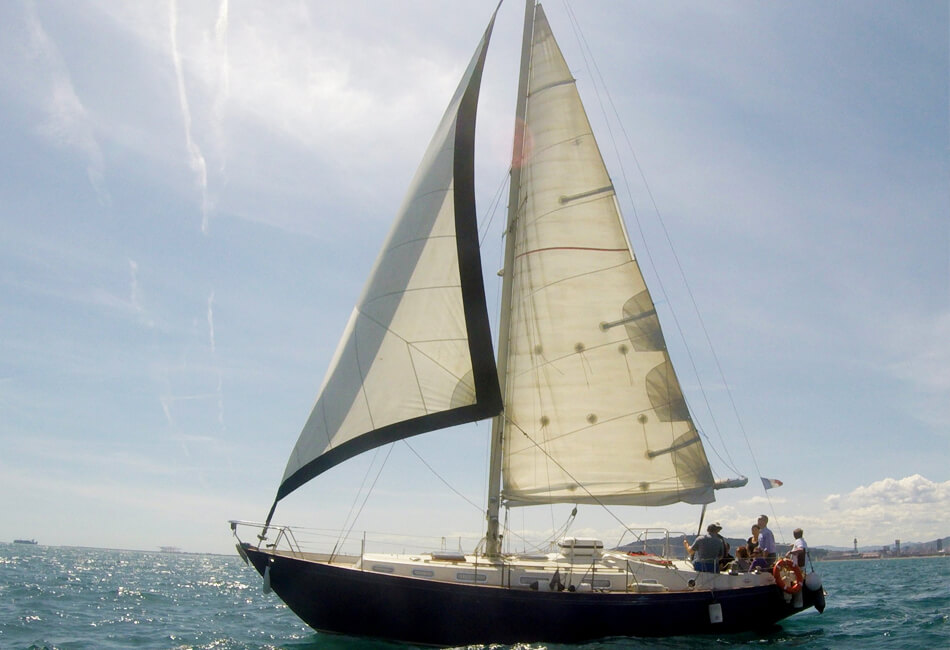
756,515,776,562
711,522,732,571
787,528,808,570
728,546,752,573
749,547,770,572
746,524,760,555
683,523,725,573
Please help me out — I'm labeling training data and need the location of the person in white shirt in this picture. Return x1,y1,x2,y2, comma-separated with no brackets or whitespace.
787,527,808,569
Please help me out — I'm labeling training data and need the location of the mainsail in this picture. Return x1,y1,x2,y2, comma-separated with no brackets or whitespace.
274,13,502,504
498,5,715,507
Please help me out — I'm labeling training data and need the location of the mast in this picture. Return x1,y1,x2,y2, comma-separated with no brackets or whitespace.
485,0,535,558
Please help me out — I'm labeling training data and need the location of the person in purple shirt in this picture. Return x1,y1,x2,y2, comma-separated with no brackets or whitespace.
757,514,776,562
749,547,771,572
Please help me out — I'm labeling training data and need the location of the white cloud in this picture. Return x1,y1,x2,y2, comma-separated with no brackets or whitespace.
206,291,216,353
831,474,949,507
24,2,109,204
169,0,211,233
819,474,950,545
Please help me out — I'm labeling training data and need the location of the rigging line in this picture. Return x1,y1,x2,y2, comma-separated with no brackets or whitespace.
335,442,395,559
330,447,389,556
332,444,384,555
479,168,511,247
514,250,559,536
512,508,577,556
502,414,645,537
561,2,743,475
402,440,484,514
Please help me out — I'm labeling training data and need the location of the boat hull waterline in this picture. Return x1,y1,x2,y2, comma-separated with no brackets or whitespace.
243,545,820,645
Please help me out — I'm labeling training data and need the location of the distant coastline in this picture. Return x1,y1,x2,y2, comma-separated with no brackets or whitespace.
818,552,948,562
2,542,232,557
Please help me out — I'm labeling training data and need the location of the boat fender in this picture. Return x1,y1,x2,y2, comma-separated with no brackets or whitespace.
792,588,804,609
708,602,723,624
801,571,826,612
772,559,803,594
263,565,272,594
813,586,827,614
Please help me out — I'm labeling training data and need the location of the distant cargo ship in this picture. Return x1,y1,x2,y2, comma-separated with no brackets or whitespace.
14,539,38,545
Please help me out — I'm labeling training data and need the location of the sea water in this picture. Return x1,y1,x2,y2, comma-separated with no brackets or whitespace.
2,544,947,649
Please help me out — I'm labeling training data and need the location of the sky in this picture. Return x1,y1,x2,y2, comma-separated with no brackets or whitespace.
1,0,947,556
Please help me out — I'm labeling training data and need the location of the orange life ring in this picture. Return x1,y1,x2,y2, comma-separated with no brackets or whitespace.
772,558,804,594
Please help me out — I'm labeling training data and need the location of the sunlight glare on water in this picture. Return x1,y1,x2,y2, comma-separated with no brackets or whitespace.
1,545,947,649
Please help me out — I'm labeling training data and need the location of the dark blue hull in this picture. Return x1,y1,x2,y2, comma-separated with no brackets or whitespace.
243,545,820,646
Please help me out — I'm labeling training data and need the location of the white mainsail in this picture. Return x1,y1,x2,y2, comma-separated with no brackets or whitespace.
499,5,715,507
273,13,502,503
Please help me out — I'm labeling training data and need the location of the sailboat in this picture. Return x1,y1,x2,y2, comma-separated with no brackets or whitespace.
231,1,825,645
